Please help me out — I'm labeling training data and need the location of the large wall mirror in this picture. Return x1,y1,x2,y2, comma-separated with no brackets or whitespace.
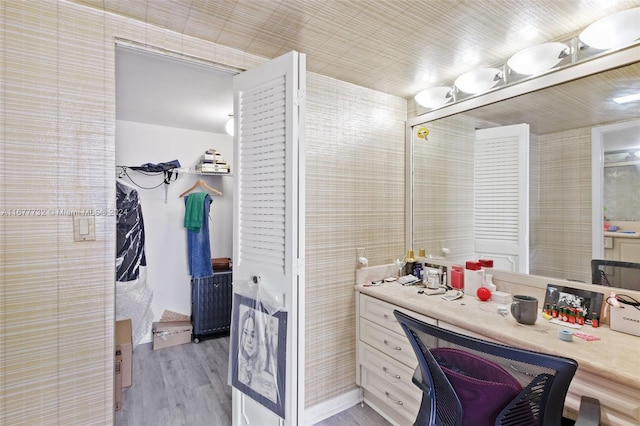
407,44,640,285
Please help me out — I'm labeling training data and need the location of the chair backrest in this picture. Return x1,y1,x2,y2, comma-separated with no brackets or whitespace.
394,310,578,426
591,259,640,291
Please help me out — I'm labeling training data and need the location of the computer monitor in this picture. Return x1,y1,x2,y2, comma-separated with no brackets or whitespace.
591,259,640,291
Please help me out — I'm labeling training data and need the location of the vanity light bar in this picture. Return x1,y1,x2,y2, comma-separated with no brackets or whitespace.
613,93,640,104
415,7,640,110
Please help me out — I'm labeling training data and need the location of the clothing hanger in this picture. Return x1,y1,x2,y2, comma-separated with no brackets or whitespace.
179,179,222,197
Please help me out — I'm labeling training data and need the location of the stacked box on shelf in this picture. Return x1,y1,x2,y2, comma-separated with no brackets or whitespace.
195,148,230,174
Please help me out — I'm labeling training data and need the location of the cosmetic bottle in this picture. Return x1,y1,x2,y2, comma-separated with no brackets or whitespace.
484,273,496,293
451,265,464,290
478,259,494,269
464,261,484,296
425,268,441,288
404,250,415,276
413,263,423,281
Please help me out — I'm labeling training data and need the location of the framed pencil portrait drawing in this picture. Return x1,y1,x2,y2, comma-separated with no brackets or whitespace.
230,293,287,418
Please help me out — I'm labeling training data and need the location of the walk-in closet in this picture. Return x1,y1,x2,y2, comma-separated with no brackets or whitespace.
114,45,236,422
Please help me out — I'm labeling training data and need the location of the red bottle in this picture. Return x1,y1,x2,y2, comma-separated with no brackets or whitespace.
451,265,464,290
478,259,494,268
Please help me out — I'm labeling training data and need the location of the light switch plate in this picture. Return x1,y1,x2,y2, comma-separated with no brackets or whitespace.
73,215,96,241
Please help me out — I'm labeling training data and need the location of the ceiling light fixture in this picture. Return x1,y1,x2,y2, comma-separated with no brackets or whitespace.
454,68,502,94
507,42,569,75
414,7,640,112
225,115,234,136
579,7,640,50
414,86,452,108
613,93,640,104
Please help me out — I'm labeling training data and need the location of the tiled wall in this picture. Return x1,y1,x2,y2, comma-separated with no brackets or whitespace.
0,1,257,424
1,0,407,422
305,74,406,406
530,127,593,283
1,2,116,423
412,114,476,261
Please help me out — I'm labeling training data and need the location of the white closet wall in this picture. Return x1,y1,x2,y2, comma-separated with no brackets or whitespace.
116,120,233,341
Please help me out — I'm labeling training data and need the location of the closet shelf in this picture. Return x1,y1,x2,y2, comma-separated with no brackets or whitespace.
604,159,640,168
175,167,233,177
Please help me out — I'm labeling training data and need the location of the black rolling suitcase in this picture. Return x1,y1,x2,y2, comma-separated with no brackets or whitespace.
191,271,232,342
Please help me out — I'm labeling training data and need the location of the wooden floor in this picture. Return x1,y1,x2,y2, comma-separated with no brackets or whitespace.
116,335,391,426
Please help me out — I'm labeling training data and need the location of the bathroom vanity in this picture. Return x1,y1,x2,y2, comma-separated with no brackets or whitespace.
355,263,640,426
604,230,640,263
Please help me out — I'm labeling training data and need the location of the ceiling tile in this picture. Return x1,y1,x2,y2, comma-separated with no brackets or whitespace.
71,0,640,133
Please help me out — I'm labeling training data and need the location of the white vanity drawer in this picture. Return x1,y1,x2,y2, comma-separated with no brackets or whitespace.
360,293,436,336
361,365,421,425
360,317,417,367
566,369,640,426
604,237,613,249
359,342,420,398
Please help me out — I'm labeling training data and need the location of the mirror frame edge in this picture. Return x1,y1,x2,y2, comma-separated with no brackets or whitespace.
405,124,414,250
592,126,604,260
406,43,640,256
592,119,640,260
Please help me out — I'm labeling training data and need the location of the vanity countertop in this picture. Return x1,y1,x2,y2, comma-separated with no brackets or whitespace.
356,282,640,390
604,231,640,238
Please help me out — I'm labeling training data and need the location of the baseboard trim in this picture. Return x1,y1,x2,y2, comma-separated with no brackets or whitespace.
304,388,362,425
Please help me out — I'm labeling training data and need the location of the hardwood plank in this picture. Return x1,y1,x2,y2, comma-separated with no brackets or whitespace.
116,338,232,425
116,336,390,425
313,403,392,426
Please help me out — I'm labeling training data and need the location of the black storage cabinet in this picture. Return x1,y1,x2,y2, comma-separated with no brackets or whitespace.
191,271,233,342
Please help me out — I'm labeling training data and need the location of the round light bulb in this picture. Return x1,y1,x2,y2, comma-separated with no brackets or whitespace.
454,68,501,94
579,7,640,50
507,42,568,75
414,86,452,108
225,117,234,136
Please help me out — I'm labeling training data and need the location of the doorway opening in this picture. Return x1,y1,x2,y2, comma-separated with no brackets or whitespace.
115,44,236,344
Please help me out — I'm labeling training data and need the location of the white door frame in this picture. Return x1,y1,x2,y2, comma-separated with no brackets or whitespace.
591,119,640,259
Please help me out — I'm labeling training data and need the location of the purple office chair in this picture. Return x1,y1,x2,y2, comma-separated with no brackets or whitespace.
394,310,600,426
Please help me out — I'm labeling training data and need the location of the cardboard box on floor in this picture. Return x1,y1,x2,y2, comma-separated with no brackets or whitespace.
114,360,122,411
153,321,193,350
115,319,132,388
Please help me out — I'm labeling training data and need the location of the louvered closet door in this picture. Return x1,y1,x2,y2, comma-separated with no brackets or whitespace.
232,51,305,426
474,124,529,273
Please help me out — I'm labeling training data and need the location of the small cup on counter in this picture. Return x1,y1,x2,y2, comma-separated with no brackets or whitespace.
510,295,538,325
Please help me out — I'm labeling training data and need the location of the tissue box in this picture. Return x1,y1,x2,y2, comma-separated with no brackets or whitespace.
492,291,512,305
609,305,640,337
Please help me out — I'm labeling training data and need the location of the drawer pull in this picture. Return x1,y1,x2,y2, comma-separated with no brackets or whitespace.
383,340,402,351
382,366,401,380
385,391,404,406
383,314,398,323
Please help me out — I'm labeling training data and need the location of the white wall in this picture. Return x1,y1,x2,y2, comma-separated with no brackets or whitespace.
116,120,233,332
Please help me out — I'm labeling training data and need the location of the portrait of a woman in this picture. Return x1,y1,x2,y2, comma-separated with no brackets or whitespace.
238,308,260,386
